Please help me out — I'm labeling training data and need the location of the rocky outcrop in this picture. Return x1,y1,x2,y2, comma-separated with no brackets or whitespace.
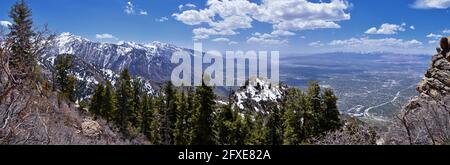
233,77,287,115
416,51,450,97
385,50,450,145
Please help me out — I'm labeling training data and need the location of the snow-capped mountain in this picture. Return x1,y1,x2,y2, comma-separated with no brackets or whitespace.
234,77,287,114
43,32,193,82
39,32,193,100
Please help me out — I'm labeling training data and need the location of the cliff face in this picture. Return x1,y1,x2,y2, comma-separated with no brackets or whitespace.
417,50,450,97
386,50,450,145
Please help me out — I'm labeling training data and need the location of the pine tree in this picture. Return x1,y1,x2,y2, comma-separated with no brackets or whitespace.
8,0,35,76
161,81,177,145
149,90,164,144
102,81,116,121
66,75,76,102
185,86,195,144
241,110,255,145
308,81,322,111
174,91,189,145
307,80,323,136
217,89,235,145
89,84,104,118
282,88,306,145
231,112,245,145
139,93,152,136
131,79,142,127
322,88,341,132
248,112,267,145
116,68,133,136
192,80,216,145
266,102,282,145
54,54,75,101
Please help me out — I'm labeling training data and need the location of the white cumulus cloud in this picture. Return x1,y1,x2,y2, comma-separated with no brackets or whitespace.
228,41,238,45
426,33,443,39
328,37,426,54
125,1,148,15
412,0,450,9
212,37,230,42
192,27,237,40
254,0,351,33
443,29,450,34
156,17,169,22
125,1,134,14
247,33,288,45
96,33,118,40
365,23,406,35
212,37,238,45
309,41,324,47
179,3,197,11
173,0,351,40
139,10,148,15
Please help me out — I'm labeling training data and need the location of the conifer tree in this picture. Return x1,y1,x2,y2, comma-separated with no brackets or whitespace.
192,80,216,145
307,80,323,135
139,93,152,136
282,88,306,145
116,68,133,135
8,0,35,76
267,102,282,145
54,55,72,91
185,86,195,144
149,90,164,144
90,84,104,117
322,88,341,132
236,110,255,145
248,112,267,145
161,81,177,145
174,91,189,145
131,79,142,127
217,89,235,145
66,75,76,102
230,112,243,145
54,54,76,101
102,81,116,121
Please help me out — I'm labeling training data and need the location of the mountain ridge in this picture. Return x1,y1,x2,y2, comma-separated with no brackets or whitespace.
43,32,192,83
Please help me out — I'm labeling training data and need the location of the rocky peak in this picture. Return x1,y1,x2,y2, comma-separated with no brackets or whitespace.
386,48,450,145
416,49,450,98
234,77,287,114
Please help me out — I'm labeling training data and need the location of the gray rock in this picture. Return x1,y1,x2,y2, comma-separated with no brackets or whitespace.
386,52,450,145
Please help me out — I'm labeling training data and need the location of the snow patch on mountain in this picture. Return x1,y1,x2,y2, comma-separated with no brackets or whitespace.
234,77,287,114
43,32,191,83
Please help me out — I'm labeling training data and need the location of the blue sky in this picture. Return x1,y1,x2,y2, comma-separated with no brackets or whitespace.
1,0,449,55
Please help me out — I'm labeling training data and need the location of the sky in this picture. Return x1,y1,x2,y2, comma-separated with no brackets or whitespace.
1,0,450,55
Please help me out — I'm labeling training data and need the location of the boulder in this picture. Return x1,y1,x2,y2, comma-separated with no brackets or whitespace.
81,118,102,137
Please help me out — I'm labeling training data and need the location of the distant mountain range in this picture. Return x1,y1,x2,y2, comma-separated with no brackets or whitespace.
39,32,197,100
43,32,193,81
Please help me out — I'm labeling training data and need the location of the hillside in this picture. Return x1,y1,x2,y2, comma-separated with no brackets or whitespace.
0,70,146,144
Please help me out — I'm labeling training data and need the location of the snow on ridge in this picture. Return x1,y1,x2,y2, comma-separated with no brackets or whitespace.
235,77,284,110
